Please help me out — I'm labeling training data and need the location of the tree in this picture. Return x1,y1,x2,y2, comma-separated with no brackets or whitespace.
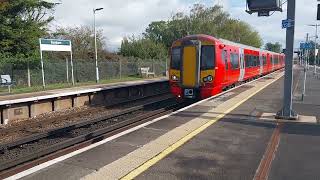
0,0,57,59
143,4,263,48
120,36,168,60
49,26,108,61
265,42,282,53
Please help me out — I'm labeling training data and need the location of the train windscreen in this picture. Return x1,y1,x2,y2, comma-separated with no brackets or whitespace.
171,47,181,70
201,45,215,70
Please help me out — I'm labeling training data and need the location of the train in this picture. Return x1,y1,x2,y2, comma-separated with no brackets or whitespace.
169,34,285,99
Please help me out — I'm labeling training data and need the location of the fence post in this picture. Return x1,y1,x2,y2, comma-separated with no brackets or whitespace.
119,60,122,79
152,60,155,75
27,61,31,87
165,58,168,77
66,57,69,83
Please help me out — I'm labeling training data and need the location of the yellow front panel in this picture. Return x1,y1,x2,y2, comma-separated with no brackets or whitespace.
201,70,215,83
169,69,180,80
182,46,197,87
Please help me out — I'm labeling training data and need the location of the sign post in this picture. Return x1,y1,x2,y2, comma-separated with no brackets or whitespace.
39,38,74,88
276,0,297,119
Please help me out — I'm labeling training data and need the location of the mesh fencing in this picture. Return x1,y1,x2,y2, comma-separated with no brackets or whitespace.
0,59,168,88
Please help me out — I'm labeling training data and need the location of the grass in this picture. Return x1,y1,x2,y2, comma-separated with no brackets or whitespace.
0,76,153,95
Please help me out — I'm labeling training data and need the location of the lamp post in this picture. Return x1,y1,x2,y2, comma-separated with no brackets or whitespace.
93,7,104,83
307,24,320,74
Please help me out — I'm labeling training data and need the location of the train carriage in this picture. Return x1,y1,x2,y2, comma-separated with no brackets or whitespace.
169,34,284,99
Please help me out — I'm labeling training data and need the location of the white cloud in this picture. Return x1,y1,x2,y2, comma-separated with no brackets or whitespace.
52,0,188,51
52,0,320,51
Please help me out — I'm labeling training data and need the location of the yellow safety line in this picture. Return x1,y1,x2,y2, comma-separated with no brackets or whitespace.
120,74,283,180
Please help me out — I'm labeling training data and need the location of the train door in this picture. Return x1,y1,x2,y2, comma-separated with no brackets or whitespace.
271,55,274,71
181,41,201,97
222,49,229,83
238,48,245,81
259,51,263,75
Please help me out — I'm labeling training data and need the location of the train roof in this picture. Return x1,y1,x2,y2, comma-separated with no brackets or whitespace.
174,34,284,55
218,38,282,55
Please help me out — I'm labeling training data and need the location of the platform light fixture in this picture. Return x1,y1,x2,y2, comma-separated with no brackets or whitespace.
93,7,104,83
246,0,283,16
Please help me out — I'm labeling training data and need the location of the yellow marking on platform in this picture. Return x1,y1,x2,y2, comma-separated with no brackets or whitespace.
120,73,283,180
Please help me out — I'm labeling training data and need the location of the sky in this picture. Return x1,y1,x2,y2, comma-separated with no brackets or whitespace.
50,0,319,51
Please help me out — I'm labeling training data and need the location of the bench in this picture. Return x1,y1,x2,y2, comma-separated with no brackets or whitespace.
1,75,13,93
139,67,155,78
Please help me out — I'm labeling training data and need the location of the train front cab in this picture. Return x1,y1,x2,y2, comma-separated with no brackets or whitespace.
169,37,217,99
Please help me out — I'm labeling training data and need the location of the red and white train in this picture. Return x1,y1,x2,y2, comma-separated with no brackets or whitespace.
169,34,284,99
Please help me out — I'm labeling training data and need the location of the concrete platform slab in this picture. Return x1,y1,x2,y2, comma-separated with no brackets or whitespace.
62,142,138,170
54,98,72,111
111,127,168,147
260,113,317,124
30,101,52,117
22,162,94,180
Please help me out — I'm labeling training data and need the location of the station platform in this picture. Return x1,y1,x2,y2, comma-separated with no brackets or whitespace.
0,78,168,125
10,66,320,180
0,78,167,103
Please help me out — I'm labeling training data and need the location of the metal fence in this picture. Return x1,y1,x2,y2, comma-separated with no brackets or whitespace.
0,59,167,88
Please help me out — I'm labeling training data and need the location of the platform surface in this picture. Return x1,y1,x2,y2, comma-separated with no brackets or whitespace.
11,66,320,180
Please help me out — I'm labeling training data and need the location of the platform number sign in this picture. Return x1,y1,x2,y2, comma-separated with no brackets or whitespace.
300,43,314,50
282,19,294,29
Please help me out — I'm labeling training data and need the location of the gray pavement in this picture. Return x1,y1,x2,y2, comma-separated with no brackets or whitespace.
269,67,320,180
138,66,320,180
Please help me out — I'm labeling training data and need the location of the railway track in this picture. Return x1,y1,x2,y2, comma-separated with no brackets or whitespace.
0,92,170,139
0,97,193,178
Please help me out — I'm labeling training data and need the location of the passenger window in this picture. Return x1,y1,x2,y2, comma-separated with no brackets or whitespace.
222,50,228,70
250,55,254,67
231,53,239,69
201,46,215,70
245,55,250,68
171,47,181,70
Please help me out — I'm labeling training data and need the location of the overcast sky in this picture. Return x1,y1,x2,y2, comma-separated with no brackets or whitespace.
51,0,319,51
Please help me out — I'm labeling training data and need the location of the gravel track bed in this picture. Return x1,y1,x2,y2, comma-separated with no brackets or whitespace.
0,94,171,145
0,98,177,163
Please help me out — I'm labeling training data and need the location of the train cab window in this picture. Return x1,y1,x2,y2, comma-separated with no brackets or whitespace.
201,45,215,70
222,50,228,70
171,47,181,70
230,53,239,69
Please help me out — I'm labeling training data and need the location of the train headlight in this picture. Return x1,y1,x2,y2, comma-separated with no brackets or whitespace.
203,75,213,82
171,75,179,81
